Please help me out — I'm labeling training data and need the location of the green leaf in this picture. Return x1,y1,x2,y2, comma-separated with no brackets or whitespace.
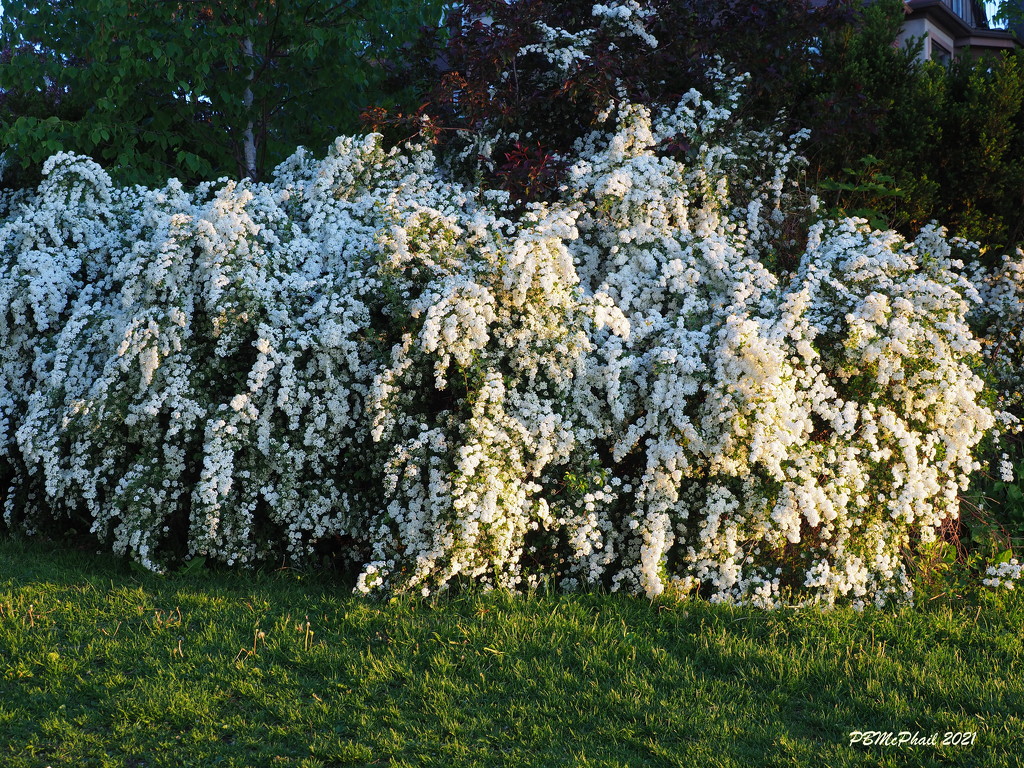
178,556,208,575
938,542,957,566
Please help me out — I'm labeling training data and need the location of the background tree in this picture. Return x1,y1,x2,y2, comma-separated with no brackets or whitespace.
376,0,1023,256
809,0,1024,255
0,0,446,186
367,0,858,201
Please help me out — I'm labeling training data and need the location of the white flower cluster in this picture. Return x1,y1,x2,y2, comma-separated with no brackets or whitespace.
550,81,995,607
591,1,658,49
0,76,1004,607
963,248,1024,495
982,559,1022,590
969,249,1024,422
517,1,658,86
519,22,595,79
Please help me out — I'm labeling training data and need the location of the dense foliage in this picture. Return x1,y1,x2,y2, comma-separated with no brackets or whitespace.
812,24,1024,254
369,0,859,202
5,1,1022,249
3,66,1017,606
374,0,1024,254
373,0,1024,555
0,0,445,186
2,0,1022,604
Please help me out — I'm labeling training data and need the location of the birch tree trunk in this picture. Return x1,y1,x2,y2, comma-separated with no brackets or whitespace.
242,36,258,180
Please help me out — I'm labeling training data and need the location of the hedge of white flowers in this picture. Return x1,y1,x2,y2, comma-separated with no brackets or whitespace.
0,73,1013,607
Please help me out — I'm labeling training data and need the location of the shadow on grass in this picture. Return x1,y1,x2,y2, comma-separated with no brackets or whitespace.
0,534,1020,768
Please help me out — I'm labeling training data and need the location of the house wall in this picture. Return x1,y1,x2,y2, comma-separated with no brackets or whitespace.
925,18,958,58
898,17,958,61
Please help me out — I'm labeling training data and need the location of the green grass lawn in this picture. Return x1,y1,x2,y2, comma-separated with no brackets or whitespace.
0,536,1021,768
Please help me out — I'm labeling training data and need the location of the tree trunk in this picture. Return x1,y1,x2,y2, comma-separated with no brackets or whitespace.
242,36,258,181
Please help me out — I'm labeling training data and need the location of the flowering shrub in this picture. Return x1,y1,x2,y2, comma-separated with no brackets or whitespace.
964,249,1024,544
971,250,1024,419
983,558,1023,590
0,71,1004,607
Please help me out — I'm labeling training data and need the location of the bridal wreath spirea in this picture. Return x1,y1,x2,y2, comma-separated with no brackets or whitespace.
0,76,1002,607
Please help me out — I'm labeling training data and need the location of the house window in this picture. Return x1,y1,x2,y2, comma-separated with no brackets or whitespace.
931,40,952,64
951,0,965,19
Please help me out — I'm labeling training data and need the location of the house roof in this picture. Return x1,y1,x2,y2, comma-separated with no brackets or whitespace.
904,0,1021,51
906,0,977,36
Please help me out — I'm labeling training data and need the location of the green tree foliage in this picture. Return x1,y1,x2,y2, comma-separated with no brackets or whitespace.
0,0,445,186
810,0,1024,255
379,0,1023,254
924,52,1024,252
805,0,941,231
993,0,1024,28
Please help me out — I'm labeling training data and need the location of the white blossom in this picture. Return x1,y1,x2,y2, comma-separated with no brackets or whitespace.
0,71,1011,609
